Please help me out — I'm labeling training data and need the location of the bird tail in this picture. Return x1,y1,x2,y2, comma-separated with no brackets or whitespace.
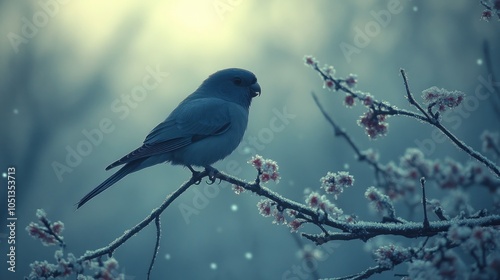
76,161,140,209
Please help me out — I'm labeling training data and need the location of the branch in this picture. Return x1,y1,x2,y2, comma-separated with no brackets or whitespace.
420,177,430,229
327,265,391,280
77,170,207,263
311,62,428,122
400,69,500,177
311,92,388,183
211,169,500,243
400,70,434,122
307,60,500,178
301,214,500,244
147,216,161,280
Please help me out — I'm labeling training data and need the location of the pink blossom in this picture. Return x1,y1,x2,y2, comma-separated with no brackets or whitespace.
358,110,389,139
26,222,57,246
257,199,273,217
345,74,357,88
304,55,317,66
288,219,304,232
306,192,321,208
373,244,410,268
482,9,493,21
363,94,374,107
365,186,396,217
320,171,354,199
324,79,335,89
306,192,343,218
232,184,246,194
344,95,355,107
421,86,465,112
273,211,286,225
249,155,263,169
249,155,280,183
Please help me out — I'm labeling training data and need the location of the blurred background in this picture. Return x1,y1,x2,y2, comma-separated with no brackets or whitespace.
0,0,499,279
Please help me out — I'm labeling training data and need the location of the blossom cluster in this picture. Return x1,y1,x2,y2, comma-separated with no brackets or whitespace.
320,171,354,199
29,254,124,280
255,169,356,232
373,244,410,269
364,186,396,218
249,154,280,183
256,199,287,226
404,225,500,279
421,86,465,113
369,148,499,213
26,209,126,280
480,0,500,21
26,209,64,246
357,110,389,139
305,191,343,218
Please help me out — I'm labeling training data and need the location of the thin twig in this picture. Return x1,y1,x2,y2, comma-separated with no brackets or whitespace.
329,265,390,280
40,216,65,247
420,177,430,229
312,63,428,122
400,69,500,177
311,92,388,182
147,216,161,280
400,69,434,122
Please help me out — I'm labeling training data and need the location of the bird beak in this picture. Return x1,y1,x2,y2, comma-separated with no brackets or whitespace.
250,82,261,98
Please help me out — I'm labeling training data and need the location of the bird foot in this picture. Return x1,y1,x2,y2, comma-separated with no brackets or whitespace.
188,165,203,185
204,166,219,185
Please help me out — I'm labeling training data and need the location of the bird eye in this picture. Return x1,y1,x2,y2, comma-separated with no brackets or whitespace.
233,77,242,85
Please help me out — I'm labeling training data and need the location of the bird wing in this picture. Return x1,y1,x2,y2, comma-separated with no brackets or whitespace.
106,98,231,170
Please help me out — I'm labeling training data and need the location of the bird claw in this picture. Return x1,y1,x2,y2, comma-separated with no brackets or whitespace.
204,166,218,184
206,178,216,185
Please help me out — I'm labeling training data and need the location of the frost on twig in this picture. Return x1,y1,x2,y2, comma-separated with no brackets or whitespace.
305,55,500,177
304,55,500,278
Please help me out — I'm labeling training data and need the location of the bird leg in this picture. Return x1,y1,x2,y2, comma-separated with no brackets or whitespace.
188,165,202,185
204,166,219,185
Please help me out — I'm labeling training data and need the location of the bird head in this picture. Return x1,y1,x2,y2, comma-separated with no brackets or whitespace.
198,68,261,108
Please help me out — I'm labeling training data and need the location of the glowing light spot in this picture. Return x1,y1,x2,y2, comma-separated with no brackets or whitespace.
2,173,6,178
413,6,418,12
165,254,171,260
231,204,238,212
210,263,217,270
13,109,18,114
477,59,483,65
244,252,253,260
